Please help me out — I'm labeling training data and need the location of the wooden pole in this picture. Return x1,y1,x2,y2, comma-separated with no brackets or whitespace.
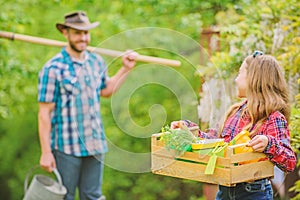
0,31,181,67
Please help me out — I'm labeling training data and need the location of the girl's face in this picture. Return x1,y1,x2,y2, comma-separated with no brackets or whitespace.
235,61,248,98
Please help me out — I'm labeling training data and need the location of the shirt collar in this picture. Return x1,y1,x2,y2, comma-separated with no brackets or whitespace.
61,47,89,65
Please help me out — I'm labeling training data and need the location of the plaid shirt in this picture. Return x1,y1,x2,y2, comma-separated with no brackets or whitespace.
38,48,108,156
189,101,296,173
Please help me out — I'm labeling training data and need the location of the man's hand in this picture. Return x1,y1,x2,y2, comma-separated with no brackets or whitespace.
122,50,138,70
40,152,56,172
247,135,269,152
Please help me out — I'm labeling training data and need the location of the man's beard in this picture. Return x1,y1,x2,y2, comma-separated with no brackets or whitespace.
69,41,86,53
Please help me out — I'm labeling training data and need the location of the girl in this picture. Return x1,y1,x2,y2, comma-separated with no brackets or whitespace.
172,51,297,199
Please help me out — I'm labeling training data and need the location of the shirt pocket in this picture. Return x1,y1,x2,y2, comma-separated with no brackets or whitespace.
61,76,81,95
84,73,102,93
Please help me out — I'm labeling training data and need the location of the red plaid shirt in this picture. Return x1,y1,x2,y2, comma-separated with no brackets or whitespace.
185,101,297,173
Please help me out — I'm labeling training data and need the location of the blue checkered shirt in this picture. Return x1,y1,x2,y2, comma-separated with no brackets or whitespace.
38,48,108,156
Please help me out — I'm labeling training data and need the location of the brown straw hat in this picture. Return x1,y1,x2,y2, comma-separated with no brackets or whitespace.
56,11,99,33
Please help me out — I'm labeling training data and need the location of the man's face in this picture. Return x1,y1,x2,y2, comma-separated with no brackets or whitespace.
63,28,90,53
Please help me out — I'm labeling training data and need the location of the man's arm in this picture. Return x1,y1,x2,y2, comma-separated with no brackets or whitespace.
38,102,56,172
101,51,138,97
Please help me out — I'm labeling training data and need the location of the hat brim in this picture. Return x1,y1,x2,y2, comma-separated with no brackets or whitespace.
56,22,99,33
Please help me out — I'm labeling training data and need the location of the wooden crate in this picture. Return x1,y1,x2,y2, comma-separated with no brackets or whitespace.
151,133,274,186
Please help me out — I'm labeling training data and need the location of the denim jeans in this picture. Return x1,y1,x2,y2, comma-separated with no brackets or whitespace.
216,179,273,200
53,150,105,200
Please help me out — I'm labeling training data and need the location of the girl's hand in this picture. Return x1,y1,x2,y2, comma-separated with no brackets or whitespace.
170,121,181,129
247,135,269,152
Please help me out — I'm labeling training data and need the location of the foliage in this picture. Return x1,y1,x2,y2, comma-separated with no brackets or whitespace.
0,0,237,199
289,81,300,200
201,0,300,78
290,107,300,153
160,125,196,155
289,176,300,200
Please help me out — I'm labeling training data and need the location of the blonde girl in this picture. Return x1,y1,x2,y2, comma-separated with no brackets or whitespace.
172,51,296,199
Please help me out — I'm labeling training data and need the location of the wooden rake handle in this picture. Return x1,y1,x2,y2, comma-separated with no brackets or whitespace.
0,31,181,67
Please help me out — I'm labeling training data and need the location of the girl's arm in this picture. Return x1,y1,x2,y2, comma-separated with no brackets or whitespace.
171,120,218,139
262,112,296,173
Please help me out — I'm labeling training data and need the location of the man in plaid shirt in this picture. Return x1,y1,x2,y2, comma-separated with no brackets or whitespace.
38,11,137,200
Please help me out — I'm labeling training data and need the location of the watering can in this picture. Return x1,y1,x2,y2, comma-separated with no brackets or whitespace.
23,166,67,200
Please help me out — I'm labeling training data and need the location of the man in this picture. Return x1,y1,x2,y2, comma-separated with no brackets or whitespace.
38,11,137,200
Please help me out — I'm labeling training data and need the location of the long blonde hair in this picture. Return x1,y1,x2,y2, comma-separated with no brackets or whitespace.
220,54,290,136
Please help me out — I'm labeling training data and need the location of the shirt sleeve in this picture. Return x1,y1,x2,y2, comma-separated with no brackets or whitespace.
38,66,58,103
100,70,109,90
263,112,297,173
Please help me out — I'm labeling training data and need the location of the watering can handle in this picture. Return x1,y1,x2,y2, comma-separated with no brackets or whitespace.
52,168,63,186
24,165,64,193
